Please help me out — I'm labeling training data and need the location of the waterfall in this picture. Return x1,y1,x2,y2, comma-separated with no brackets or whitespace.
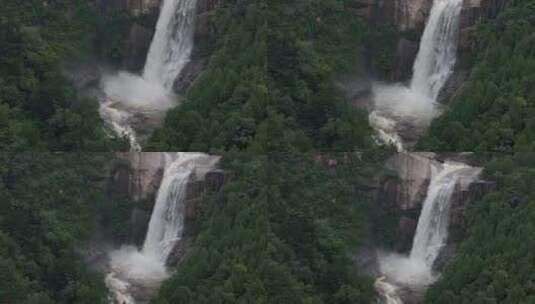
106,153,219,304
142,153,203,262
410,0,464,101
100,0,198,150
370,0,464,150
409,162,481,266
376,160,481,303
143,0,198,89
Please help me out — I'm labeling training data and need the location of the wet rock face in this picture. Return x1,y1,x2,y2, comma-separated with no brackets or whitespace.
124,24,154,71
377,153,496,253
359,0,431,29
376,153,438,251
384,152,438,210
388,0,431,30
107,153,232,264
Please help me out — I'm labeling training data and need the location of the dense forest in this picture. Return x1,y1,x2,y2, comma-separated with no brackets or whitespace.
0,0,131,151
154,151,390,304
147,0,374,152
0,153,134,303
425,153,535,303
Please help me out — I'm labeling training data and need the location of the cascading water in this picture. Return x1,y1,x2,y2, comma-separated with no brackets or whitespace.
142,153,199,262
143,0,197,89
375,160,482,304
410,0,464,101
99,0,198,150
369,0,464,150
409,162,474,266
106,153,218,304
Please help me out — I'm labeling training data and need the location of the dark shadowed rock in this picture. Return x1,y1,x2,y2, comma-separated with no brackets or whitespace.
205,169,234,192
393,38,419,81
129,208,151,245
124,24,154,71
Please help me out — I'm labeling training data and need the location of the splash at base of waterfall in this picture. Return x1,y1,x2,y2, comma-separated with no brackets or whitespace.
369,83,440,151
105,153,220,303
99,72,178,151
375,276,404,304
106,246,169,304
374,160,481,303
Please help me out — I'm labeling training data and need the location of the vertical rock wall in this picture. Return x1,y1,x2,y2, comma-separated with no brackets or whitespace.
376,153,495,252
108,153,232,250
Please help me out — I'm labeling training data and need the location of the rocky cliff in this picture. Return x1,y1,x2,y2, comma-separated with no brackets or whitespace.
376,152,495,252
114,0,224,88
361,0,510,82
107,152,232,249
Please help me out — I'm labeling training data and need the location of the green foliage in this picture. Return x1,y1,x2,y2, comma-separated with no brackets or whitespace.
147,0,269,151
418,2,535,152
425,153,535,303
147,0,374,152
0,153,129,303
153,152,384,304
0,0,127,150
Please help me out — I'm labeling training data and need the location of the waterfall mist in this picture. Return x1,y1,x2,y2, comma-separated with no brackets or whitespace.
99,0,198,150
105,153,219,304
369,0,464,150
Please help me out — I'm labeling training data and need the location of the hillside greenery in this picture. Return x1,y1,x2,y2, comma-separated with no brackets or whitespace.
154,151,390,304
0,153,134,303
0,0,127,150
425,152,535,303
418,1,535,152
147,0,374,152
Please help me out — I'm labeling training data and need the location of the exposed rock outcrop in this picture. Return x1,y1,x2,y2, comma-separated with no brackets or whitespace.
107,153,232,259
124,24,155,71
383,152,438,210
375,0,431,30
362,0,510,82
376,152,495,252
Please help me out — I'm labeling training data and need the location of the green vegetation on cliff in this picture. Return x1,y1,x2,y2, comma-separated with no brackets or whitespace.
0,153,132,303
426,153,535,303
419,3,535,302
418,1,535,152
0,0,127,150
154,151,388,304
147,0,373,152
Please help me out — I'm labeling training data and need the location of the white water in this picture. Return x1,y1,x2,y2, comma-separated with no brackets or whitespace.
100,0,198,150
369,0,464,150
375,276,404,304
376,161,481,303
106,153,218,304
410,0,464,100
143,0,197,89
